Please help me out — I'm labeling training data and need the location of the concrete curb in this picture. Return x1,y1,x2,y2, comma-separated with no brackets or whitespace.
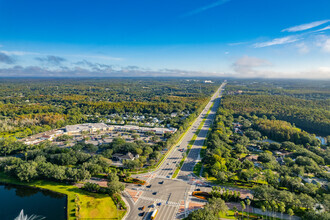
120,191,131,220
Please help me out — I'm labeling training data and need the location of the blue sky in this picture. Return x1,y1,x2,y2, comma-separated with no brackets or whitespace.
0,0,330,78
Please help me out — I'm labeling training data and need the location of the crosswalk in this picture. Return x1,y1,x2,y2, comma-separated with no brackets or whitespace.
139,196,180,206
155,175,171,179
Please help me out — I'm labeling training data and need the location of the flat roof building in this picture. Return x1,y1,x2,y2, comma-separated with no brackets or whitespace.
65,123,112,135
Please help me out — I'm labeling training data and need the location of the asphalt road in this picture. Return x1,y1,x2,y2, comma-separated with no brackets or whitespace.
125,82,226,220
177,83,224,180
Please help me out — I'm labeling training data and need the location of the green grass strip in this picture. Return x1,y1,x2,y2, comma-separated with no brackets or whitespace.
172,103,214,179
0,172,125,220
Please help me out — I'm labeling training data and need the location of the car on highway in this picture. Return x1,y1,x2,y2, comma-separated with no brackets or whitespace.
148,204,155,208
141,206,145,211
147,185,152,188
196,188,201,191
157,202,162,206
152,192,157,195
159,181,164,184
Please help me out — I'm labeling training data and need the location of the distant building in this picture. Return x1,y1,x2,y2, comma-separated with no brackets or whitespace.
112,125,177,135
170,112,178,118
247,145,262,152
204,80,214,83
65,123,112,135
21,129,63,145
244,155,259,162
112,152,137,162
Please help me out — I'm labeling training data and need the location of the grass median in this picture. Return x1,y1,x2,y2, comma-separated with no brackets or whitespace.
172,103,213,179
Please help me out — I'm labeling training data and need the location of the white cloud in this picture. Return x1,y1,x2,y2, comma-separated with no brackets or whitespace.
228,42,247,46
299,67,330,79
296,42,310,54
0,50,40,56
314,25,330,32
254,36,299,48
282,20,330,32
232,56,271,77
322,38,330,52
314,35,330,52
182,0,231,17
69,54,123,61
231,56,330,79
318,66,330,72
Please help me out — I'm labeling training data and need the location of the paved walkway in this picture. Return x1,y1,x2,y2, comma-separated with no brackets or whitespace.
226,202,300,220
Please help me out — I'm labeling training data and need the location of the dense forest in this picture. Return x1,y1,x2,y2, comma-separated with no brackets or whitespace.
0,78,219,139
193,79,330,220
223,79,330,135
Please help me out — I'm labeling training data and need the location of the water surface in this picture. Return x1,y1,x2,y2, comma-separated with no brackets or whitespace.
0,183,66,220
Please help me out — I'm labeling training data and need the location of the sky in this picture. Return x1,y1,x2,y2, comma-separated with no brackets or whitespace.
0,0,330,78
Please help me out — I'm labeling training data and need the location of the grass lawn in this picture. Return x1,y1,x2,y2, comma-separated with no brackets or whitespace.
0,172,125,220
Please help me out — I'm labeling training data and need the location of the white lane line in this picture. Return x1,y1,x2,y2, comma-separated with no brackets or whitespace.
165,206,176,220
156,203,168,220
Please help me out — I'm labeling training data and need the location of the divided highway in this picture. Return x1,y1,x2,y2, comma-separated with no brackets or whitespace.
124,82,226,220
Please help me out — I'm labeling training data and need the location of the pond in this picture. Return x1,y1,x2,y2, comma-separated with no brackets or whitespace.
0,183,67,220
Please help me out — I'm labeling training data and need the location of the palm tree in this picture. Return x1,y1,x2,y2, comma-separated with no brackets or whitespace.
264,202,270,220
233,206,238,220
261,205,266,220
240,201,246,219
246,199,251,219
271,200,276,219
279,202,285,220
287,208,294,220
267,204,272,220
273,204,278,219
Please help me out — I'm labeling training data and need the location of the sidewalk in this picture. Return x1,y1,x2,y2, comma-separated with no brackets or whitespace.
226,202,300,220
